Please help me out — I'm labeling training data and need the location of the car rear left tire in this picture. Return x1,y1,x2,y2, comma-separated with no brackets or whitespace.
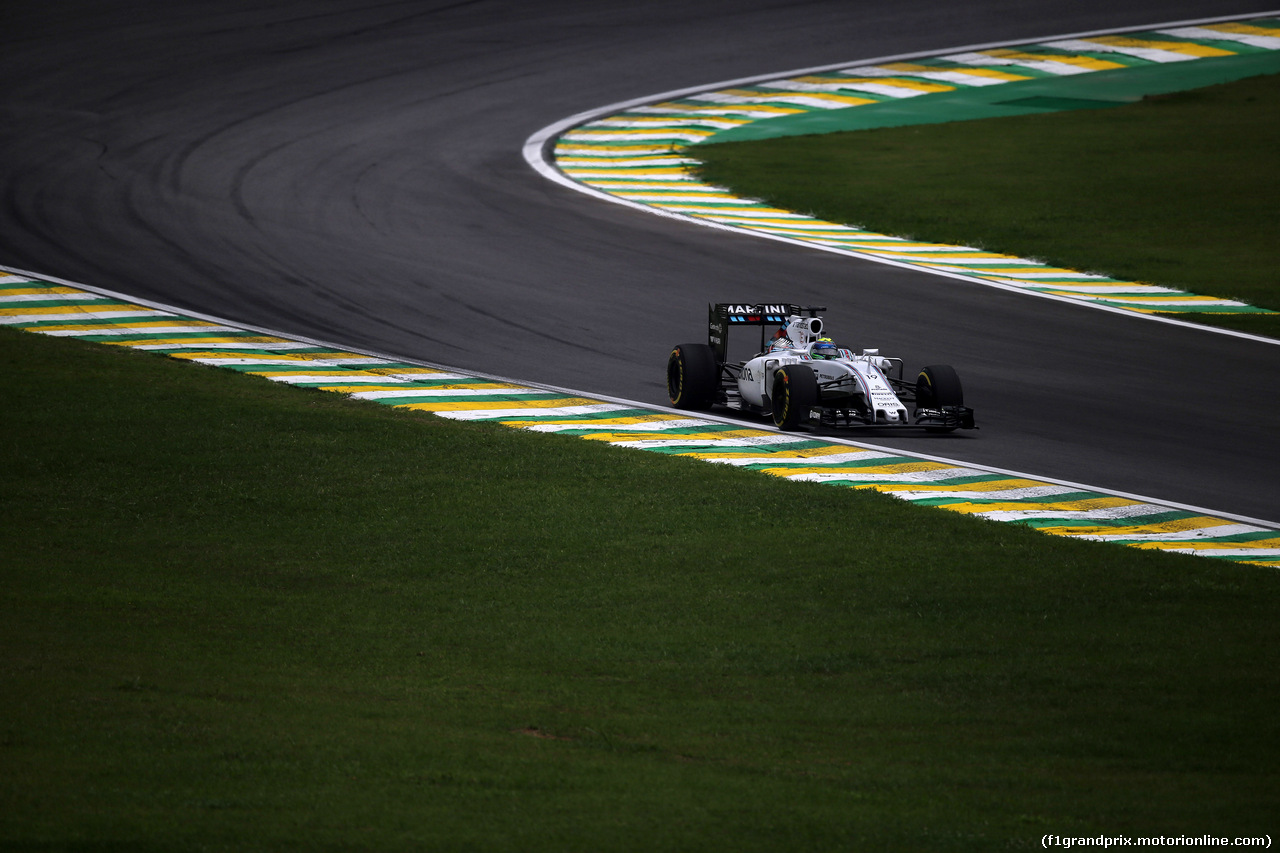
667,343,719,409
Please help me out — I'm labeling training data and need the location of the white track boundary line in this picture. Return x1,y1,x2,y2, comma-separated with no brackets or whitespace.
6,263,1277,532
522,10,1280,348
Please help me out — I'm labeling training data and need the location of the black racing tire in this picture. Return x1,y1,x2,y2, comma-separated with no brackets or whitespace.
771,365,818,430
916,364,964,408
667,343,719,410
916,364,964,433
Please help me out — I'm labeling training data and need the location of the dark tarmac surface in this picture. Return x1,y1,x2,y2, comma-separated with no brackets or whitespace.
2,0,1277,520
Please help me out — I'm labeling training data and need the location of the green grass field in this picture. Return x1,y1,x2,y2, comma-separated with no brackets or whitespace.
694,73,1280,337
5,67,1280,851
4,324,1280,850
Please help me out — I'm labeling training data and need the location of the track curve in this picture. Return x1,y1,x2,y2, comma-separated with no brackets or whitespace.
2,0,1277,520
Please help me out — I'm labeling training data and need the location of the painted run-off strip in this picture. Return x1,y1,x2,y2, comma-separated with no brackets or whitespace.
532,14,1280,323
5,269,1277,568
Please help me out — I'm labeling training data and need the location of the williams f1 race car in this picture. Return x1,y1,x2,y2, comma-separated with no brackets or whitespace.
667,303,976,432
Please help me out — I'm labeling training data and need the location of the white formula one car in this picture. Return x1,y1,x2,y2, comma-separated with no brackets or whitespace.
667,303,976,432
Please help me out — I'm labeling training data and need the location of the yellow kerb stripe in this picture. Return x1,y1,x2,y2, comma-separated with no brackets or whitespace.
1208,22,1280,37
879,62,1031,81
568,128,716,137
561,167,691,176
720,88,877,106
0,286,100,296
101,336,289,346
1042,516,1244,538
503,415,700,428
865,478,1042,494
929,496,1140,514
1133,537,1280,552
363,368,455,376
678,447,880,461
308,383,528,394
584,429,780,443
1088,35,1234,57
393,398,603,412
0,304,151,316
555,144,687,152
765,461,956,477
649,102,803,114
796,74,954,93
982,49,1125,71
23,321,226,331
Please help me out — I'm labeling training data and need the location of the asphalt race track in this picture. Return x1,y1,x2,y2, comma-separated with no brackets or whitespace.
3,0,1278,521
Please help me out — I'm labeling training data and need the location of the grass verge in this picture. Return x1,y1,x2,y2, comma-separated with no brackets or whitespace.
3,324,1279,850
693,73,1280,337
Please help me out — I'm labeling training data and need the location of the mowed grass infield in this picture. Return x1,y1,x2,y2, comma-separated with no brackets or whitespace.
3,325,1280,849
695,72,1280,337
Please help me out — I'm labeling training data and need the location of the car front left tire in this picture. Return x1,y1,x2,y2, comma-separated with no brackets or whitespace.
771,365,817,429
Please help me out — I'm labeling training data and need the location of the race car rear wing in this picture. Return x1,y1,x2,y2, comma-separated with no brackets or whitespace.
707,303,825,362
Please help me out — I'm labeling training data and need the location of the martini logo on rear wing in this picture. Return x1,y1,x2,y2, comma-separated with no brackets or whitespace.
707,303,821,362
719,304,796,322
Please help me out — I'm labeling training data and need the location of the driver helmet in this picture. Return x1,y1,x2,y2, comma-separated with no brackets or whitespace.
811,339,841,360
